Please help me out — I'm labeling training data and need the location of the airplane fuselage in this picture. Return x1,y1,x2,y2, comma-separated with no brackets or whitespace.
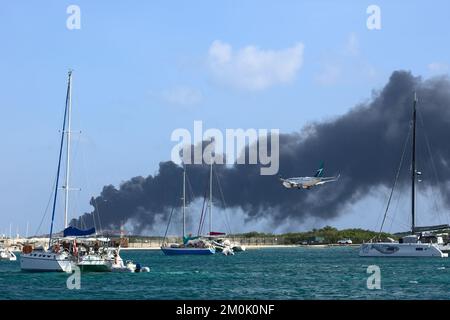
282,176,321,189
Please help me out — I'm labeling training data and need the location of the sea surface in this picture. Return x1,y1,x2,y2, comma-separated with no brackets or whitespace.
1,247,450,299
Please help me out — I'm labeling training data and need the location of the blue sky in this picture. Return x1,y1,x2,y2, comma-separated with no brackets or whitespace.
1,1,449,236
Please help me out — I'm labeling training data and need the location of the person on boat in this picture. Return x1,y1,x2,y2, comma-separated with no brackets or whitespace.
72,239,78,257
135,263,141,273
53,243,60,253
93,241,99,253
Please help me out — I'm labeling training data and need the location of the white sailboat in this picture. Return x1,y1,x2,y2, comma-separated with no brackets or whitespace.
21,71,76,272
21,71,126,271
359,93,447,258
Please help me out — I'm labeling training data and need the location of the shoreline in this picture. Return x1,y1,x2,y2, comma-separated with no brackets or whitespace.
120,244,360,250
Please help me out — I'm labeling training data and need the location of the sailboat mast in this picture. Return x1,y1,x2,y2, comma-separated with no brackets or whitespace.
209,161,213,234
63,71,73,229
48,71,71,248
411,92,417,234
182,164,186,239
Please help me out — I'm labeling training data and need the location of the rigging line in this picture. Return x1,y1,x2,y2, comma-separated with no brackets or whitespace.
385,214,412,232
214,169,232,235
198,182,208,236
82,144,103,233
34,176,58,237
378,124,412,236
162,206,175,244
417,109,448,224
80,142,103,234
185,170,196,204
68,135,80,226
66,130,82,228
199,172,211,236
73,87,103,235
388,192,401,233
198,186,208,236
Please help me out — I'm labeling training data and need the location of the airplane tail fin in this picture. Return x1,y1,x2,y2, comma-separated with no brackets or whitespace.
314,161,324,177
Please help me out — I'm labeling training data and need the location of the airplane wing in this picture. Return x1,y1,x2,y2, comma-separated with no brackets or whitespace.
316,174,340,185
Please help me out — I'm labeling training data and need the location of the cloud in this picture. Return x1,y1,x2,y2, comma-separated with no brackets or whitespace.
161,86,203,106
428,62,449,74
207,40,304,91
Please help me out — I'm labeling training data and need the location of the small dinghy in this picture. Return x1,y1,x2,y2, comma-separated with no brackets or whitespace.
222,247,234,256
0,248,17,261
112,260,150,273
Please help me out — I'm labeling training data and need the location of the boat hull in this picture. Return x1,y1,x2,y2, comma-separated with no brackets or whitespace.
232,245,246,252
161,247,215,255
76,254,115,272
78,261,112,272
359,242,448,257
20,252,73,272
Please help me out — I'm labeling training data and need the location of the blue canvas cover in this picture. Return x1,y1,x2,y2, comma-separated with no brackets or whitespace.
63,226,96,237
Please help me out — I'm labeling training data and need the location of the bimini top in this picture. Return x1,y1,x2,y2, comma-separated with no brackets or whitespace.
63,226,96,237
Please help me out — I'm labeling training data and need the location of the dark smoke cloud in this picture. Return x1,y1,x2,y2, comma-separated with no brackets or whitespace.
71,71,450,232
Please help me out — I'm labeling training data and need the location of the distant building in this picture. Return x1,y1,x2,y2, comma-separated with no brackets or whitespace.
307,236,325,244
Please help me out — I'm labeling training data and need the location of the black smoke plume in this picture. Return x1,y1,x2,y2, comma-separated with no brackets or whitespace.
70,71,450,232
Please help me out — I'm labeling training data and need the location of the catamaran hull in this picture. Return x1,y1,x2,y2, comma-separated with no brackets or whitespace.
161,247,215,255
359,243,448,257
20,253,73,272
78,261,112,272
76,255,115,272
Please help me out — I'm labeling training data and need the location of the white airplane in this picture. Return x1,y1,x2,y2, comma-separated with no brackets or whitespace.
279,162,340,190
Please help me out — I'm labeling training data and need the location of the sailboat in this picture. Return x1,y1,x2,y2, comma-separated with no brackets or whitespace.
21,71,126,272
161,164,216,255
359,93,448,258
21,71,76,272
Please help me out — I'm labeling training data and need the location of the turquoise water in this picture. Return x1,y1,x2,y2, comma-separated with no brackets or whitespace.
1,247,450,299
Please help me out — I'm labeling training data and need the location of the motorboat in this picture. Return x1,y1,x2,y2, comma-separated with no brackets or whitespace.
0,247,17,261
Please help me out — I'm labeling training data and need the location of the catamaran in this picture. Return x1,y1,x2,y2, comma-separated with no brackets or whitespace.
359,93,448,258
201,162,245,254
61,227,126,272
161,164,216,255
